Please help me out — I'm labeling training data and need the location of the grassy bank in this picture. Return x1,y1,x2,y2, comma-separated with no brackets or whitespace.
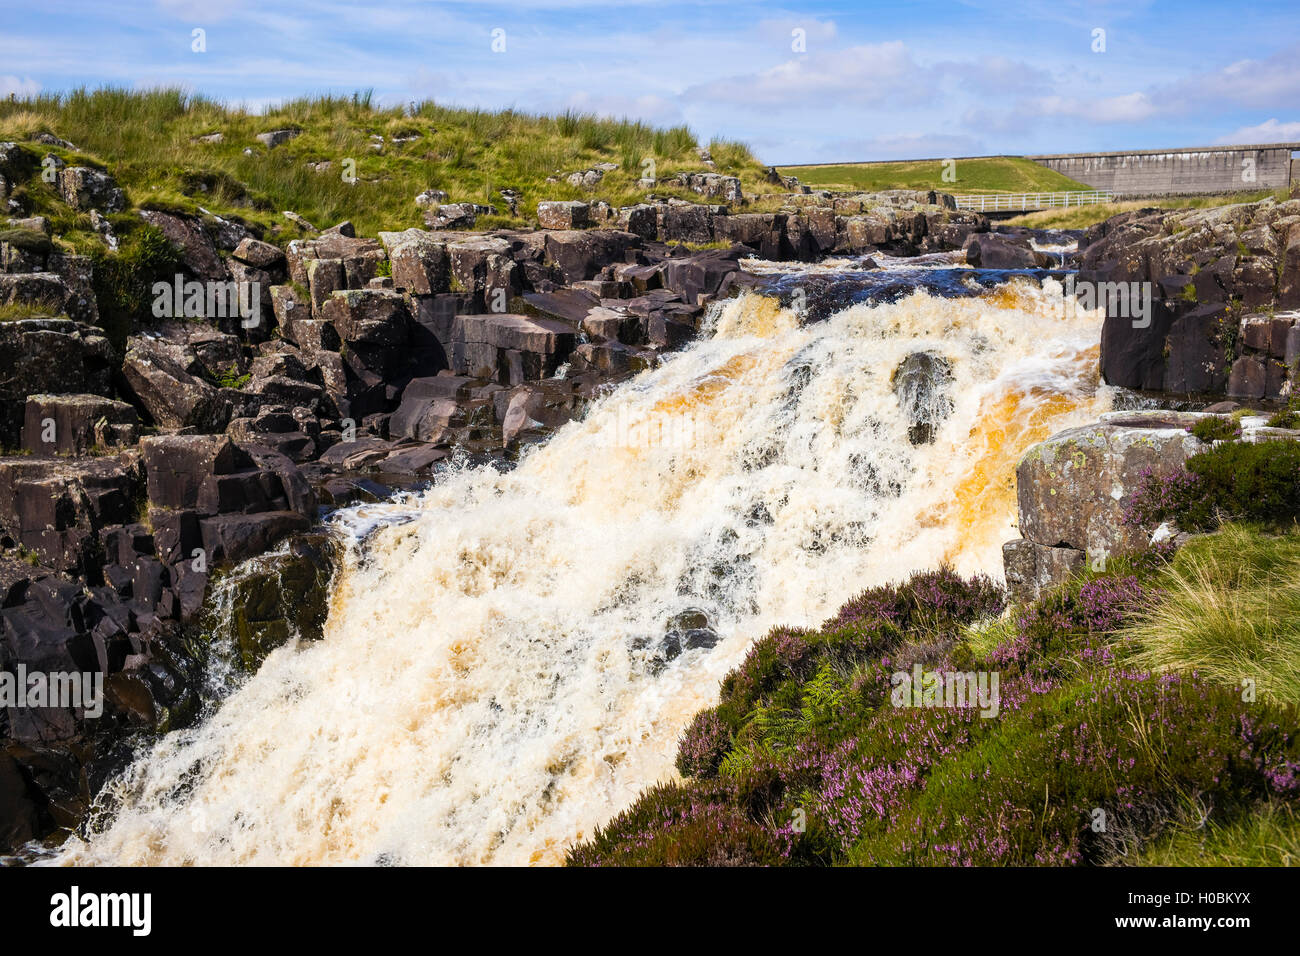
1002,190,1290,229
0,87,771,237
782,156,1088,194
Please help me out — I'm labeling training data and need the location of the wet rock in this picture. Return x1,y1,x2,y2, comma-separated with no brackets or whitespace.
219,532,335,669
892,351,953,445
963,232,1036,269
198,511,311,567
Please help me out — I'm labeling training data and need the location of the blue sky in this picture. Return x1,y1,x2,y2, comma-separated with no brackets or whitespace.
2,0,1298,164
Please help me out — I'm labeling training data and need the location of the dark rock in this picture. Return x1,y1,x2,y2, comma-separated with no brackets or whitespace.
21,394,139,456
198,511,311,567
121,337,231,431
139,210,227,281
892,351,953,445
963,232,1035,269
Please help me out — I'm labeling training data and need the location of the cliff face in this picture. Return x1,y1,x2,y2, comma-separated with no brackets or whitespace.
1080,198,1300,400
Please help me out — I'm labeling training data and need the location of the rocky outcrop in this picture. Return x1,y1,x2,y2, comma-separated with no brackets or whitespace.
120,337,233,432
1080,198,1300,397
1004,411,1209,601
0,318,116,448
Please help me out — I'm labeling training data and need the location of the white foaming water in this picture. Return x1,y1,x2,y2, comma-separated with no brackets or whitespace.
56,278,1110,866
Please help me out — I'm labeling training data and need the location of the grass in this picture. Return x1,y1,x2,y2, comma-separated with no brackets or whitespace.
1003,190,1290,229
782,156,1089,194
0,299,65,321
0,87,771,238
1119,523,1300,706
1134,801,1300,866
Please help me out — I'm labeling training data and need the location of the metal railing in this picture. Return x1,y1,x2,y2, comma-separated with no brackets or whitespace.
954,190,1116,212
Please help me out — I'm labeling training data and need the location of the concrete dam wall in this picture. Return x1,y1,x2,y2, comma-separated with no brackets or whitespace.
1028,143,1298,197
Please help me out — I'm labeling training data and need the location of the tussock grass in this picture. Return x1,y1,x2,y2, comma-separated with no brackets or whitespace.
1119,523,1300,705
0,87,770,237
0,299,65,321
1135,801,1300,866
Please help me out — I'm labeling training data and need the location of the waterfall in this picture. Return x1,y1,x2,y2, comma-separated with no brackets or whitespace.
54,274,1110,866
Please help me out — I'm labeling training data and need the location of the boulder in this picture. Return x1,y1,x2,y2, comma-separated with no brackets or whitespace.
198,512,310,567
139,210,227,281
378,228,449,295
0,318,116,448
0,456,142,575
57,166,125,213
673,172,742,202
425,203,492,230
658,204,716,244
661,248,743,304
537,201,591,230
140,435,254,512
542,230,638,285
232,237,285,270
120,338,231,431
256,129,300,149
714,213,789,259
1015,413,1207,558
1002,539,1087,604
963,232,1036,269
447,236,518,295
0,271,96,325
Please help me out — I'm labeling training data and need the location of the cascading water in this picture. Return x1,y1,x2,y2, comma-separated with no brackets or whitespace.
54,272,1111,866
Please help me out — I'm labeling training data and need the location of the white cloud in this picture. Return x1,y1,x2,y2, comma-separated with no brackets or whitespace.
1023,91,1155,123
1214,118,1300,144
683,41,933,110
822,131,984,161
1163,47,1300,111
0,75,41,98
